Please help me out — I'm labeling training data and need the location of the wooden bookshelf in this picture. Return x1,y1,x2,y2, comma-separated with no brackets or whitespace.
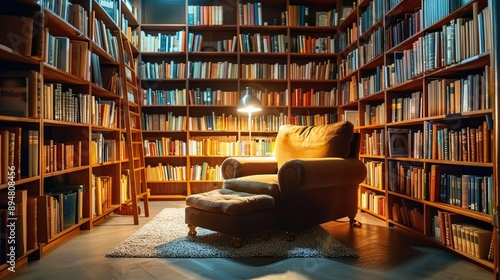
344,0,497,274
0,0,145,276
138,0,498,275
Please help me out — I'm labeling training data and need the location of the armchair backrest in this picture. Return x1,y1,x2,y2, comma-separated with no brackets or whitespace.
273,121,355,169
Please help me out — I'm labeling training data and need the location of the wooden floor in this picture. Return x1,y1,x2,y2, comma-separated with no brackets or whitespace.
4,200,493,280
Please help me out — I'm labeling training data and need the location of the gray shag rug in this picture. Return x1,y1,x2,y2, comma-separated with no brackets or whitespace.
106,208,358,258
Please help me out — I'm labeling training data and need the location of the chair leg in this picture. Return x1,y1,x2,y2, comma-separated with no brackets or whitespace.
231,236,242,248
188,225,197,236
349,216,362,227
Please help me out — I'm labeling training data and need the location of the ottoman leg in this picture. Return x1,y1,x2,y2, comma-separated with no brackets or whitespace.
188,225,197,236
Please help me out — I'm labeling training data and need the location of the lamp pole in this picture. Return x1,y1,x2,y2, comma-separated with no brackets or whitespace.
248,111,252,156
237,86,262,157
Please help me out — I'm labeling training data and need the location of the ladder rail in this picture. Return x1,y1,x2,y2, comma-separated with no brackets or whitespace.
116,30,150,224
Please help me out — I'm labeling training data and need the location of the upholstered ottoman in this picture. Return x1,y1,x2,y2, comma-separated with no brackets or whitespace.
185,188,275,248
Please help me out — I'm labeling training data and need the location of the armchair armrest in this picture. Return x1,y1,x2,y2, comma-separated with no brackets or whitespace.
222,174,281,200
221,156,278,179
278,158,367,193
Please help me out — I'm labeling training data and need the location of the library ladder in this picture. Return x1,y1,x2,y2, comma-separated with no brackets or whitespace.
116,30,150,224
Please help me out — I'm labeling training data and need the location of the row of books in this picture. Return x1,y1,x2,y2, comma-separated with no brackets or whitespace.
92,15,119,61
423,120,491,162
148,162,234,181
422,0,469,28
97,0,119,24
290,35,338,54
0,128,38,183
289,60,337,80
358,0,384,34
240,63,287,79
290,88,337,107
435,171,493,214
91,174,113,217
364,103,386,126
44,185,83,239
391,200,424,231
90,133,117,164
385,8,422,51
143,87,339,108
339,48,359,79
142,112,343,132
427,66,492,116
142,88,188,106
363,160,384,189
359,66,384,98
92,56,119,94
253,89,288,107
45,32,89,78
188,5,224,26
144,138,187,156
339,75,358,104
387,162,493,214
385,121,491,161
338,22,358,51
41,0,89,37
138,61,187,79
188,138,275,157
146,163,187,181
44,83,90,123
434,211,493,260
239,33,287,53
360,190,385,216
92,98,116,128
238,2,263,26
43,139,82,173
191,162,222,181
359,26,384,66
287,113,338,127
188,61,238,79
386,9,491,88
139,30,186,53
188,33,237,53
187,89,239,106
363,129,385,156
139,32,344,54
390,91,423,123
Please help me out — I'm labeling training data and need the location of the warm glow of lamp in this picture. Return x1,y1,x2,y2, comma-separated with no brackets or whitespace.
237,87,262,156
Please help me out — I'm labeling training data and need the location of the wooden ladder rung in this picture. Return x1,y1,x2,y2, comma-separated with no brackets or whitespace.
116,30,150,225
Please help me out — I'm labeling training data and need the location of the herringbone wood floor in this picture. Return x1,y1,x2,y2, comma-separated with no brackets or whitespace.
3,201,493,280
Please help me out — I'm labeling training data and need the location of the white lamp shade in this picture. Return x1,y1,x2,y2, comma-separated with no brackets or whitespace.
237,87,262,113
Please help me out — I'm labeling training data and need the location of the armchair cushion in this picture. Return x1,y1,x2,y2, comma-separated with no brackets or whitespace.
274,121,354,168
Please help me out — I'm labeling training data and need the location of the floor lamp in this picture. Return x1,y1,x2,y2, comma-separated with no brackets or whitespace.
237,87,262,156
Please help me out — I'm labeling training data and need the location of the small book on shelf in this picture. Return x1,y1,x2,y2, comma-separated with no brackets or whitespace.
387,128,409,157
316,11,328,26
